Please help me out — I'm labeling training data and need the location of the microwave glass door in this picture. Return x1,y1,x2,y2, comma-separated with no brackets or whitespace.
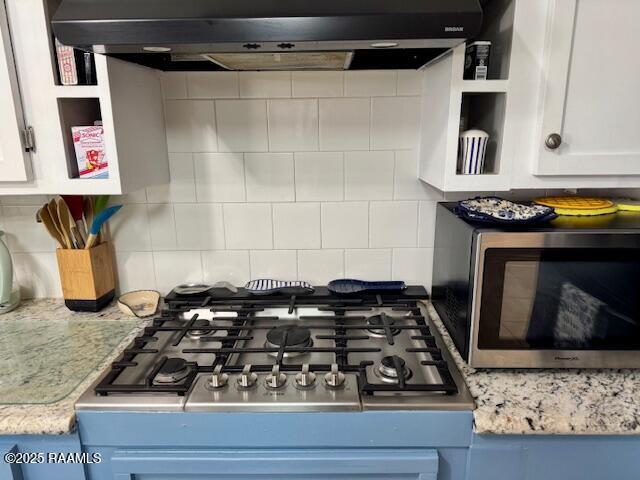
477,248,640,350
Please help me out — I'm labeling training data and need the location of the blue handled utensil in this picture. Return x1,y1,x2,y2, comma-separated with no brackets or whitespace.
84,204,122,249
327,279,407,295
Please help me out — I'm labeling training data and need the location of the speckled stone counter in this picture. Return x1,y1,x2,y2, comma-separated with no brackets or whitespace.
0,299,144,435
425,302,640,435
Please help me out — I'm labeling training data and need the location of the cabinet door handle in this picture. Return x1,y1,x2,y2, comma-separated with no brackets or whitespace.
545,133,562,150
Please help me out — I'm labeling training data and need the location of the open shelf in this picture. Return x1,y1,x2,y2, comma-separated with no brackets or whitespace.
57,97,103,179
466,0,515,81
457,92,507,176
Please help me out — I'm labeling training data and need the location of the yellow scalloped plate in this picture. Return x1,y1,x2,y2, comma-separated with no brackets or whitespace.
552,205,618,216
534,196,614,210
613,199,640,212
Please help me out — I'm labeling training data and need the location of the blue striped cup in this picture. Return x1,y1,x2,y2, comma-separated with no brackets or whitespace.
459,129,489,175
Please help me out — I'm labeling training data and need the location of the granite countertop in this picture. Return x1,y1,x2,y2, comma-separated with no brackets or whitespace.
425,302,640,435
0,300,145,435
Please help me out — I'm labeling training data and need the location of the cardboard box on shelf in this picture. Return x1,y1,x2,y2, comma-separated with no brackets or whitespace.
72,125,109,179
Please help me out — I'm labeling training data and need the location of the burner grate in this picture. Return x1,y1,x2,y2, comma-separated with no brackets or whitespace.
94,290,458,397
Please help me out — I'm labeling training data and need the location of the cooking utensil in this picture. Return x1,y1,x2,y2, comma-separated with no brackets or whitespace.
37,205,66,248
173,284,212,296
71,224,85,249
118,290,160,318
244,279,315,296
94,195,110,214
62,195,87,242
327,279,407,295
46,199,69,248
212,281,238,294
56,197,77,248
85,204,122,249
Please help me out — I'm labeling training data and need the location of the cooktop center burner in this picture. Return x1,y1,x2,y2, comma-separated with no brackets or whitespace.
375,355,412,384
186,319,214,339
366,314,401,337
265,325,313,357
154,358,190,384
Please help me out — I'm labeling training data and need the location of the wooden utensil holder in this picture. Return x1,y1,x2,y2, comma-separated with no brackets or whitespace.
56,241,116,312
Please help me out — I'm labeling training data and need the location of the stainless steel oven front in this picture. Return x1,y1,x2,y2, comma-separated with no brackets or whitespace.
468,231,640,368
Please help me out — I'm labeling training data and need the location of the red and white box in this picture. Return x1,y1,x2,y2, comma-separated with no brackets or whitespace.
72,125,109,179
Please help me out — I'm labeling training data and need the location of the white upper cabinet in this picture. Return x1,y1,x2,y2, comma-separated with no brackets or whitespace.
0,0,168,195
535,0,640,176
0,0,31,182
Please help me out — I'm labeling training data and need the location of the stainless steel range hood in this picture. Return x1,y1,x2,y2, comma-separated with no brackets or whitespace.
51,0,483,71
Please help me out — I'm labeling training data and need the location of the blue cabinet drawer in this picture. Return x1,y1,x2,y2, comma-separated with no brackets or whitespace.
111,448,439,480
1,435,86,480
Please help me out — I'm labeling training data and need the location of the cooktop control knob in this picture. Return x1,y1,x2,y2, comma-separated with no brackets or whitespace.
207,365,228,389
324,363,345,388
237,364,258,389
295,363,316,388
265,365,287,389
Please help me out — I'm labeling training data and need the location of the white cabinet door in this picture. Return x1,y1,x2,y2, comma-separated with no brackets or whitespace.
0,0,31,182
535,0,640,176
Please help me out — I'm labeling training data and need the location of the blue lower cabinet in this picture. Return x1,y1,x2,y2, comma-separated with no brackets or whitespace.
106,448,439,480
0,433,86,480
466,434,640,480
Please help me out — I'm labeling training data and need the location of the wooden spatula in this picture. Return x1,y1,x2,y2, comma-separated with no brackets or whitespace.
56,197,77,249
47,199,71,249
37,205,66,249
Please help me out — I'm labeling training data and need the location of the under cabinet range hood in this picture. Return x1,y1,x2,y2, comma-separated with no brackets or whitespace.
51,0,483,71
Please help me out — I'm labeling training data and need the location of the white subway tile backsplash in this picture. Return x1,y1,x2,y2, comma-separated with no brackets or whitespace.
272,203,320,249
369,201,418,248
215,99,268,152
146,153,196,204
239,72,291,98
267,99,318,151
114,251,156,293
147,204,177,251
297,249,344,285
12,253,61,298
294,152,344,201
174,203,225,250
370,97,421,150
1,206,56,252
153,251,203,294
344,151,394,200
201,250,251,286
344,70,397,97
249,250,297,279
194,153,246,202
321,202,368,248
160,72,187,99
345,249,392,280
11,70,467,299
187,72,239,99
418,201,438,248
292,71,344,98
223,203,273,249
392,248,432,289
396,70,423,96
165,100,217,152
394,151,444,200
319,98,370,151
245,153,295,202
110,204,152,252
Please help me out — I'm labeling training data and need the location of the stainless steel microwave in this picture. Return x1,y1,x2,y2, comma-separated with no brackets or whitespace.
431,203,640,368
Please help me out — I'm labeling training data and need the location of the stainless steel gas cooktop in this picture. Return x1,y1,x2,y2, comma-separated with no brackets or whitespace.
76,286,474,411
